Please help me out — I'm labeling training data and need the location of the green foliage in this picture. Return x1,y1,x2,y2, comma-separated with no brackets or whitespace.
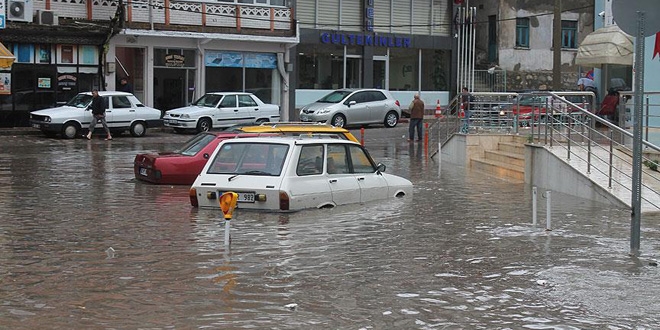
643,159,659,172
431,51,447,91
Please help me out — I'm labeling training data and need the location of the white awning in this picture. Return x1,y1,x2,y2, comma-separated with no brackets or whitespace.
575,25,634,67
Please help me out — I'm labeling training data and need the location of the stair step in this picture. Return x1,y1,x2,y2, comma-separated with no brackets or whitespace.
498,141,525,155
470,157,525,182
484,150,525,168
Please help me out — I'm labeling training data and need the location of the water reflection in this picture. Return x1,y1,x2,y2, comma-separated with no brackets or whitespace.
1,130,660,328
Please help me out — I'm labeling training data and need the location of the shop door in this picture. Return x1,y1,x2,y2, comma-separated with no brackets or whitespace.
346,56,362,88
373,56,388,89
154,68,188,113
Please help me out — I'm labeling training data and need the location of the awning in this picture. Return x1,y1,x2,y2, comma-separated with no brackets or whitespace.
575,25,634,67
0,42,15,69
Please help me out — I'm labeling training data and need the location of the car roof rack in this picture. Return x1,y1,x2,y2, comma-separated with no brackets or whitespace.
259,122,336,128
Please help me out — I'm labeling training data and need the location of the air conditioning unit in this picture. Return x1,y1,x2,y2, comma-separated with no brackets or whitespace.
36,10,58,25
7,0,34,23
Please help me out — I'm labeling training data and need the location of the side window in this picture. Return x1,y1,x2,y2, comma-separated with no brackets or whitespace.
371,91,387,101
327,144,349,174
346,91,367,104
296,145,324,176
238,95,258,107
112,96,132,109
348,145,376,173
220,95,236,108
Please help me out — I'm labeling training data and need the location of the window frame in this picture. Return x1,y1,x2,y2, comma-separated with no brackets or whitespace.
561,20,578,49
515,17,530,48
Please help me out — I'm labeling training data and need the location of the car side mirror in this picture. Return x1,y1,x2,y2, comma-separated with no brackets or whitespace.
203,153,210,159
376,163,386,173
348,100,357,107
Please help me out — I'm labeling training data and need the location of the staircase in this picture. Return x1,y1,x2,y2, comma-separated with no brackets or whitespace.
469,136,526,183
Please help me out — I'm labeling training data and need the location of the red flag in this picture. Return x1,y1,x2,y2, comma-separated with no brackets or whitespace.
654,32,660,60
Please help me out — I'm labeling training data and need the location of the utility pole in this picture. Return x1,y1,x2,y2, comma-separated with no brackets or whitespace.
553,0,562,90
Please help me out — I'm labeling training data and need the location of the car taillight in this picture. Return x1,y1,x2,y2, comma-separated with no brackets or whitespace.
395,100,400,107
279,191,289,211
189,188,199,207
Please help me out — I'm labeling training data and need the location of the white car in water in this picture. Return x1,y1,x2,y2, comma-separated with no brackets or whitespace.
163,92,280,133
189,136,412,211
29,91,163,139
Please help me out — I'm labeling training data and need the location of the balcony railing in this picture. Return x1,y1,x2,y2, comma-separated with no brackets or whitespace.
40,0,294,33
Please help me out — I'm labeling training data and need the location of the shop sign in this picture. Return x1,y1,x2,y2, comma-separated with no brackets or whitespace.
320,32,411,48
205,51,243,68
0,0,5,29
244,53,277,69
364,0,374,32
57,74,77,91
165,54,185,67
38,77,51,89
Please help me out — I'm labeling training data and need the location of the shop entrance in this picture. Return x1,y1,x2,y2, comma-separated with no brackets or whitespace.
154,68,195,114
373,56,388,89
115,47,145,101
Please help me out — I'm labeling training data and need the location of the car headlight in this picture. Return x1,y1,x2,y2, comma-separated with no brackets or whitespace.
181,114,190,119
45,117,51,122
317,108,330,114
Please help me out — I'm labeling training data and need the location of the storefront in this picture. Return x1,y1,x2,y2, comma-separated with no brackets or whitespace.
109,31,297,117
294,29,454,109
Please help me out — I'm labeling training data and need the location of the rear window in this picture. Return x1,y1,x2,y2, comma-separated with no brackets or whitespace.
208,142,289,176
176,133,217,156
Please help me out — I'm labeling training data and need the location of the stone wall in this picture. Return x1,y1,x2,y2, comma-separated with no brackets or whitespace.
505,71,579,92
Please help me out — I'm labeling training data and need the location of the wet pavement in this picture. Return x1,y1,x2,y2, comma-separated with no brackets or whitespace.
2,126,660,329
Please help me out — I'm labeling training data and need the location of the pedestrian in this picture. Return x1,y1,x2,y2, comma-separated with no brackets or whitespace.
86,89,112,140
460,87,474,133
118,77,133,93
577,72,598,108
408,93,424,142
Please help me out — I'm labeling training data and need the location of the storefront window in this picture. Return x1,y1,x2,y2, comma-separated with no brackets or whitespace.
389,48,417,91
297,44,344,89
421,49,450,91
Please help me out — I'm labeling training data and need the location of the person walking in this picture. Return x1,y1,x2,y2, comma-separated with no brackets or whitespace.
118,77,133,93
408,93,425,142
86,89,112,140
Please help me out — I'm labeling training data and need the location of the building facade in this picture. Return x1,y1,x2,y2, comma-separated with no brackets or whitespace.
292,0,455,110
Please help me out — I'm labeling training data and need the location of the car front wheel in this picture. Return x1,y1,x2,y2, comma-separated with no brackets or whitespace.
384,111,399,128
130,121,147,137
331,114,346,128
197,118,211,133
62,122,80,139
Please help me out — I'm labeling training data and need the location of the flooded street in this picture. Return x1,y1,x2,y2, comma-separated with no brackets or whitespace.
2,126,660,329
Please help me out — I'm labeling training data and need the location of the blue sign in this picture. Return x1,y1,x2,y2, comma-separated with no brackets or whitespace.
205,51,243,68
320,32,412,48
244,53,277,69
0,16,5,29
0,0,5,29
364,0,374,32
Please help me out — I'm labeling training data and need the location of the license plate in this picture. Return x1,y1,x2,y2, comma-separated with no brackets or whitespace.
300,116,310,122
139,167,148,176
32,123,40,129
166,119,178,124
222,191,255,203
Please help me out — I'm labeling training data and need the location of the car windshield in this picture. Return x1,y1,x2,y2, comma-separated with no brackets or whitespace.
175,133,217,156
193,94,222,107
317,91,351,103
208,142,289,176
65,94,93,108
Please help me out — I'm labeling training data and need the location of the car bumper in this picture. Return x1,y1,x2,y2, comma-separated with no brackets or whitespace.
299,114,330,123
146,119,164,127
163,119,196,128
30,120,63,132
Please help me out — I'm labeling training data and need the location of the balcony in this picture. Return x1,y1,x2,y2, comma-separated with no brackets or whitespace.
40,0,295,37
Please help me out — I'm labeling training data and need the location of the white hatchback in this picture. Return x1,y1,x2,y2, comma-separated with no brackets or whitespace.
163,92,280,133
189,136,412,211
29,91,163,139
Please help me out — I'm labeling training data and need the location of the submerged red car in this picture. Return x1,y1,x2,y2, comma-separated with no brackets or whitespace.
134,132,246,185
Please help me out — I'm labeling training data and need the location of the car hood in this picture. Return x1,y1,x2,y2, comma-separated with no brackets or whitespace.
301,102,340,112
31,105,85,117
166,105,212,115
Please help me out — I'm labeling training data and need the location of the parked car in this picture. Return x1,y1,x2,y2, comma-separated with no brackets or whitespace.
29,91,162,139
134,123,359,185
299,89,401,128
492,95,579,126
189,136,412,211
163,92,280,133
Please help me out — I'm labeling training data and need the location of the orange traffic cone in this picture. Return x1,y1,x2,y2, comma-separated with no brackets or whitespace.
434,99,443,118
459,102,465,118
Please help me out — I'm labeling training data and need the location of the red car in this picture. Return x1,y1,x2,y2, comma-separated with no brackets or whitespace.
134,132,254,185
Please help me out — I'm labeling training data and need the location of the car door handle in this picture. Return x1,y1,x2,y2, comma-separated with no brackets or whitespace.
130,110,135,112
357,177,365,181
329,179,337,183
254,108,259,111
234,109,239,112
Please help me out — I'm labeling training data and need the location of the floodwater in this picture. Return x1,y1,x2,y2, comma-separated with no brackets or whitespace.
2,126,660,329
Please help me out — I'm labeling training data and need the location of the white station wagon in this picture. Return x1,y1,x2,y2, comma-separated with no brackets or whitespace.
189,136,412,211
163,92,280,133
29,91,163,139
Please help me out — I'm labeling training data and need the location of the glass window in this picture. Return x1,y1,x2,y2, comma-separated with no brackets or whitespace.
176,133,216,156
245,68,274,103
370,91,386,101
238,94,258,107
561,21,577,49
422,49,449,91
389,48,418,91
220,95,236,107
327,144,349,174
348,145,375,173
318,90,350,103
296,144,324,176
516,18,530,48
346,91,368,104
112,96,132,108
193,93,222,107
297,44,344,89
209,142,288,175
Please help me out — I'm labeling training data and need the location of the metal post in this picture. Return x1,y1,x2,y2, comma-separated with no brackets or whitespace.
546,190,552,231
630,11,646,257
544,98,549,145
645,96,650,143
567,116,571,160
224,220,231,246
532,186,538,226
609,131,614,189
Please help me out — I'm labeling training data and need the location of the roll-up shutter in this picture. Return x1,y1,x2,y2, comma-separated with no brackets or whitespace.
296,0,316,29
317,0,340,29
340,0,362,32
392,0,412,34
432,0,451,36
412,0,432,35
373,0,391,33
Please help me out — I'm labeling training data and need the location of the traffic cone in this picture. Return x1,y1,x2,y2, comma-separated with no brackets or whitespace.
459,102,465,118
434,99,443,118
